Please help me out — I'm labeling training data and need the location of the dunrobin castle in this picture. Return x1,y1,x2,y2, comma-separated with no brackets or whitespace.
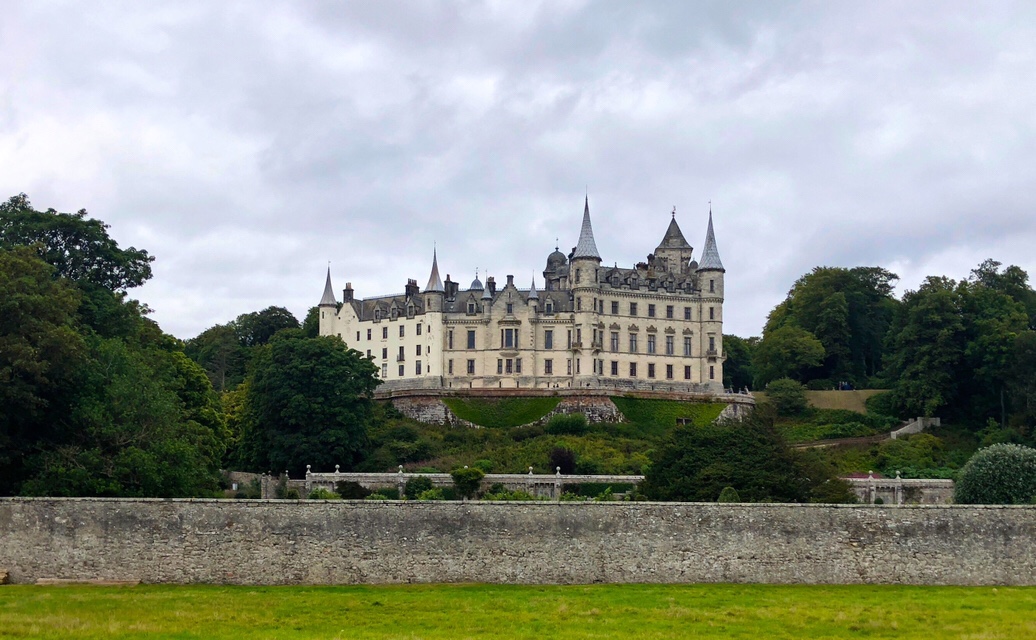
318,198,725,394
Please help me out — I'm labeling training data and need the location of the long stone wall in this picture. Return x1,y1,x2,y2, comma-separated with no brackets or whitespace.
2,499,1033,586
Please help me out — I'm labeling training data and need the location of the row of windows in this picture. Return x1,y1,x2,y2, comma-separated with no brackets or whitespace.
380,361,424,378
440,359,716,381
596,301,716,320
447,328,716,353
357,324,424,343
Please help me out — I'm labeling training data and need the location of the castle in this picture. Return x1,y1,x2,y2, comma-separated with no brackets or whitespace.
318,198,725,394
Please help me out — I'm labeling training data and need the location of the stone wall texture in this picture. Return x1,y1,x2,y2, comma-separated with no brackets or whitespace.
1,498,1033,586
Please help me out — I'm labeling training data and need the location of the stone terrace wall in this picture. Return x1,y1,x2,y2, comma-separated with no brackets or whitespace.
2,499,1033,586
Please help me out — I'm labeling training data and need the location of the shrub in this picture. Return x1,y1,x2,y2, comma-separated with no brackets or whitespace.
336,480,372,499
873,497,884,505
545,413,589,435
864,391,897,418
404,475,434,499
416,488,446,501
765,378,808,416
483,489,540,501
954,443,1036,504
307,487,341,500
717,486,740,502
548,447,577,474
450,466,485,499
365,492,390,500
472,459,494,473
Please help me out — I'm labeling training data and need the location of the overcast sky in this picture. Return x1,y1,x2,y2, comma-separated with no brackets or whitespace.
3,1,1035,339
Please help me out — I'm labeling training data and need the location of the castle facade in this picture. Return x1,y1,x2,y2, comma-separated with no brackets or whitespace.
318,198,726,394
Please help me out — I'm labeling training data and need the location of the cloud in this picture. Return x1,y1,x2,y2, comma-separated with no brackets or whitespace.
2,1,1035,340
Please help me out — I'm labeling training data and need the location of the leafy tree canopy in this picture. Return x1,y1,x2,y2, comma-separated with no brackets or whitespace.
751,325,825,388
954,443,1036,504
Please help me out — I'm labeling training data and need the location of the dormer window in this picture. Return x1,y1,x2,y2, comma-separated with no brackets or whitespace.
467,302,476,314
611,275,619,287
391,308,399,319
545,300,554,314
407,304,415,318
374,309,382,321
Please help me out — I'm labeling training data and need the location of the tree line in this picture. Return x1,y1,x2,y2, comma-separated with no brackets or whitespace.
724,262,1036,445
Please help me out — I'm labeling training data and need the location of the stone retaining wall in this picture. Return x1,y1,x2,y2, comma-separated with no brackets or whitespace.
1,499,1033,586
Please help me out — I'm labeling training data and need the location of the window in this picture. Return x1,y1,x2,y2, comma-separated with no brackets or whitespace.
629,333,638,353
648,363,655,378
381,363,387,378
375,309,381,320
575,268,581,283
366,349,371,358
448,330,454,349
647,334,656,354
629,362,637,377
398,346,405,361
576,297,582,311
684,307,691,321
567,330,572,349
599,299,605,313
709,365,715,380
648,304,656,317
544,330,553,349
576,328,582,345
505,359,513,374
417,324,422,336
666,305,674,319
567,359,572,375
367,328,372,340
448,359,454,375
666,364,674,379
467,302,476,314
467,359,475,374
629,302,638,316
709,306,715,320
382,327,388,339
415,360,422,375
709,279,715,293
398,364,404,376
416,344,422,356
545,301,553,314
467,330,476,349
382,348,388,359
610,332,619,352
611,301,619,314
684,365,692,380
611,361,618,376
684,337,692,357
576,358,580,374
665,335,674,355
356,331,360,342
506,303,513,314
497,359,503,374
502,328,516,349
516,358,521,373
709,336,716,352
399,325,405,338
545,359,553,375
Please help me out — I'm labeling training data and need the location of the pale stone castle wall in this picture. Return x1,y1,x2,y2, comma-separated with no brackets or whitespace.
2,498,1033,586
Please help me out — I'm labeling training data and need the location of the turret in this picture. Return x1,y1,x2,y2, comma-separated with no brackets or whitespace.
698,208,725,299
423,248,445,312
318,266,337,336
654,208,694,274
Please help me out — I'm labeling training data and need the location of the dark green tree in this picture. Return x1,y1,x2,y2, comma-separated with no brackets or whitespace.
722,334,755,390
184,323,249,392
954,443,1036,504
751,325,825,387
765,378,808,416
235,306,300,347
237,330,380,475
450,467,485,500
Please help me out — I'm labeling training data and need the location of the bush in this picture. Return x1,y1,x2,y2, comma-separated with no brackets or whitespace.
404,475,434,499
416,488,446,500
365,492,390,500
336,480,372,499
307,487,341,500
545,413,589,435
864,391,897,418
765,378,808,416
450,466,485,499
483,489,540,501
548,447,577,474
472,459,494,473
717,486,740,502
954,443,1036,504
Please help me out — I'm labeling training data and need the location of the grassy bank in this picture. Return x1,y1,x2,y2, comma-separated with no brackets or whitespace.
1,583,1033,639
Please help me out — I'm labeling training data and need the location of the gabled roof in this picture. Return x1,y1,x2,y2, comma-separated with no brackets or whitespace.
423,248,444,293
572,196,601,260
698,210,724,272
319,267,337,306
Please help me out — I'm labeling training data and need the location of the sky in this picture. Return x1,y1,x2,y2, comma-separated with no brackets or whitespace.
3,1,1035,339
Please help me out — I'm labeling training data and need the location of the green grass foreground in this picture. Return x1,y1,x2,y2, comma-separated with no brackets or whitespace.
2,583,1034,639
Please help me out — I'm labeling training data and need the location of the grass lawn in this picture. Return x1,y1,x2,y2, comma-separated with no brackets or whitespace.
1,583,1033,639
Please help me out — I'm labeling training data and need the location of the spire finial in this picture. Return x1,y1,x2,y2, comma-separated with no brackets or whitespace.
672,206,676,219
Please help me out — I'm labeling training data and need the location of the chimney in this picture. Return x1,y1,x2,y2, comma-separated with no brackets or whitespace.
405,278,419,299
506,274,514,287
343,282,354,302
487,276,497,296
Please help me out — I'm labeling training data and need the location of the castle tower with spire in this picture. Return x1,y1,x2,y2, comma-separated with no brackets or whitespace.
318,197,726,394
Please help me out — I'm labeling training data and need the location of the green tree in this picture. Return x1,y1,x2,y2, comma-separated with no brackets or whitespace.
717,486,740,502
641,410,840,503
450,467,485,500
751,325,825,387
236,330,380,475
765,378,808,416
184,323,249,392
954,443,1036,504
235,306,300,347
301,306,321,338
0,193,153,292
722,334,755,390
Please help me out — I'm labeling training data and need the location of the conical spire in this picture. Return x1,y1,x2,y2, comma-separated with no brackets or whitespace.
319,266,337,306
481,278,493,300
698,209,725,272
423,247,444,293
528,276,539,300
572,195,601,260
656,210,691,250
